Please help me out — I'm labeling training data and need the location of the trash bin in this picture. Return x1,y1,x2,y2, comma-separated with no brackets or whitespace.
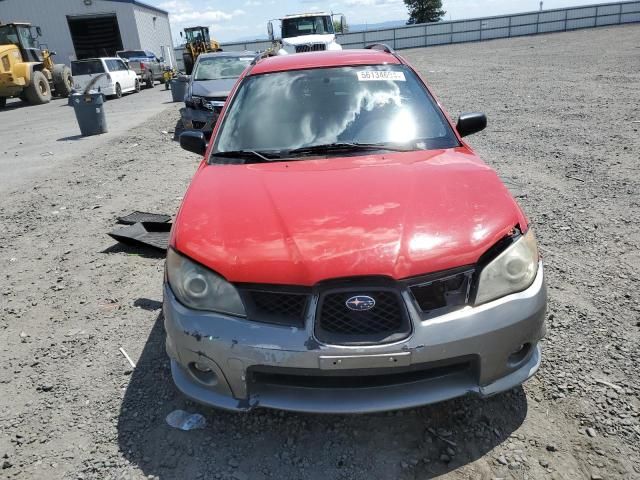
170,75,189,103
70,92,107,137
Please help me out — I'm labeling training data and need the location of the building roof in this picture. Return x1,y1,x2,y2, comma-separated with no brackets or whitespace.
106,0,169,16
250,49,401,75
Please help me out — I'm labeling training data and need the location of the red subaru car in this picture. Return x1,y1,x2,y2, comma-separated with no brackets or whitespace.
164,45,546,413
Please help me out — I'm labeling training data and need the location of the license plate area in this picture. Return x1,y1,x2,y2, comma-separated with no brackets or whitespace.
319,352,411,370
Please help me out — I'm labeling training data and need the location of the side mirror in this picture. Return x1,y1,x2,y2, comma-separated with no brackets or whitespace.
180,31,183,38
158,57,164,62
456,112,487,137
340,15,347,33
180,131,207,155
267,21,274,41
36,26,42,36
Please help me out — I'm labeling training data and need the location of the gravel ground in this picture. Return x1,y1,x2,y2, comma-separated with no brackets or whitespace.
1,24,639,480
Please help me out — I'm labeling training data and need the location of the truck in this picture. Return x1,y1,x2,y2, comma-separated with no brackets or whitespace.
116,50,165,88
0,22,72,107
267,12,346,55
179,26,222,75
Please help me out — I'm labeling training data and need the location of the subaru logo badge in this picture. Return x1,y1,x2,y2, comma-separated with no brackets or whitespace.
345,295,376,311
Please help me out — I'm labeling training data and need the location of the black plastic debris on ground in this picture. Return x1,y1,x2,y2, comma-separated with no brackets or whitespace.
117,211,172,225
108,221,171,251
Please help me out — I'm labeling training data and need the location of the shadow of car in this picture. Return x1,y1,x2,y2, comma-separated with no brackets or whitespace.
117,314,528,479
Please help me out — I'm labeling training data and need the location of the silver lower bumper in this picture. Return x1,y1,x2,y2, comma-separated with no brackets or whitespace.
163,264,546,413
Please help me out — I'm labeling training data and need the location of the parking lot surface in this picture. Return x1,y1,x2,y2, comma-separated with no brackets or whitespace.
0,85,173,195
1,25,639,480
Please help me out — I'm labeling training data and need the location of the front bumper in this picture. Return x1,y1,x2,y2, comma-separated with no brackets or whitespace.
179,106,217,135
163,264,546,413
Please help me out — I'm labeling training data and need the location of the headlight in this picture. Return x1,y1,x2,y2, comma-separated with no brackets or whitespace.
166,249,246,316
475,229,539,305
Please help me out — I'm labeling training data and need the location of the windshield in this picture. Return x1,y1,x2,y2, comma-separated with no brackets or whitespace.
17,26,39,49
0,25,39,49
0,25,19,45
186,28,210,44
213,65,459,160
118,50,147,59
194,56,253,81
71,60,105,76
282,16,334,37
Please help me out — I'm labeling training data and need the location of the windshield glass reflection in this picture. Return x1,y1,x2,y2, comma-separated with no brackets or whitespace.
214,65,458,157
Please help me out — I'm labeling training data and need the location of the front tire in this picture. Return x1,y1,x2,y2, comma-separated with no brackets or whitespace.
0,97,6,108
134,79,141,93
146,75,154,89
115,83,122,98
182,52,194,75
24,70,52,105
52,64,73,97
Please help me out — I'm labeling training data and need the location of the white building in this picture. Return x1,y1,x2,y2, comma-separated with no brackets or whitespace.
0,0,176,67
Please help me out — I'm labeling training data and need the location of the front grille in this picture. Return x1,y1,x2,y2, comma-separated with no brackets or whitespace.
316,289,410,345
295,43,326,53
240,289,309,327
249,359,473,389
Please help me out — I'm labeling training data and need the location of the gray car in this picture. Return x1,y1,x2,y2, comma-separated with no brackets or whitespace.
180,51,255,137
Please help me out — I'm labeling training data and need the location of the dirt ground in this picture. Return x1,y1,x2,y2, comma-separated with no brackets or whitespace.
0,84,173,196
1,24,639,480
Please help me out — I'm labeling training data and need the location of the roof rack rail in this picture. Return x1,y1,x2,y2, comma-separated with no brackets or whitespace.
365,43,394,54
250,50,276,66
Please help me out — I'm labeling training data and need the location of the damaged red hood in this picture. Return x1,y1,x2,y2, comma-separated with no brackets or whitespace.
173,148,526,285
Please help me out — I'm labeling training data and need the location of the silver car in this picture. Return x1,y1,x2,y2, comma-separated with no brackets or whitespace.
180,51,255,137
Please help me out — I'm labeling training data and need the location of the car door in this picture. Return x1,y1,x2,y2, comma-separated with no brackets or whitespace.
118,59,135,90
146,51,160,78
104,59,121,91
99,59,118,93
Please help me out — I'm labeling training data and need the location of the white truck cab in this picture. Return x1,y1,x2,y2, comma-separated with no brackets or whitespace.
268,12,346,55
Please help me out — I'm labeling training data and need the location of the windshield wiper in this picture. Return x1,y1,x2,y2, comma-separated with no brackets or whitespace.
211,150,281,163
287,142,413,156
211,143,410,164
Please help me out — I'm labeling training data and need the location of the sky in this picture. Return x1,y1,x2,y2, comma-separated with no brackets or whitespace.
149,0,615,43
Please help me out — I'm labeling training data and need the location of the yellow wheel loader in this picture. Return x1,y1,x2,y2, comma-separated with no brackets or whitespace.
180,26,222,75
0,22,73,108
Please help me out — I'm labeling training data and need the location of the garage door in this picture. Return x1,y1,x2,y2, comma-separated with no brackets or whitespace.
67,14,123,59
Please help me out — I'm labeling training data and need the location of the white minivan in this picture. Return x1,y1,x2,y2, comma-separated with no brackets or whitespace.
71,57,140,98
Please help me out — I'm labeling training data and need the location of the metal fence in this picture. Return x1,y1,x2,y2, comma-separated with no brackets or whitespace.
216,1,640,53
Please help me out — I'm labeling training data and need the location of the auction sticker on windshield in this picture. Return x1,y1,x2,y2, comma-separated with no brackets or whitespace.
357,70,406,82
